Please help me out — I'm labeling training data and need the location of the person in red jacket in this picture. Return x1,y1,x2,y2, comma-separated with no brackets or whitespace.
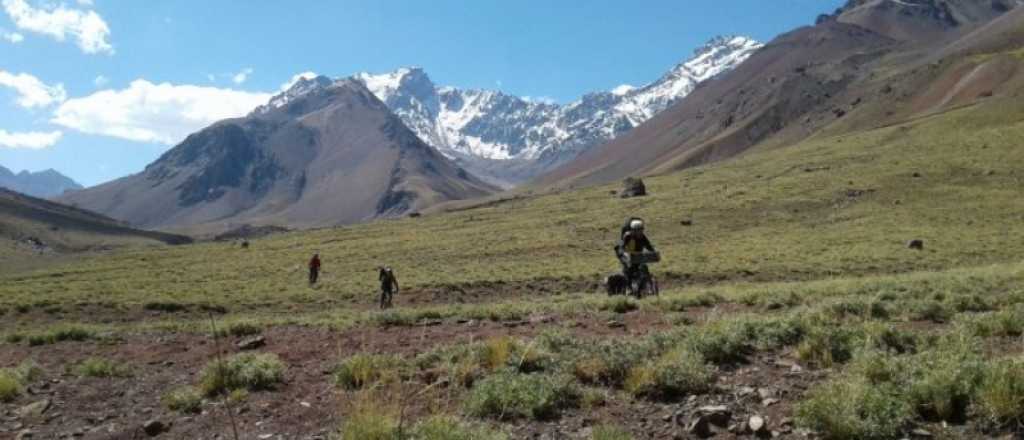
308,253,321,285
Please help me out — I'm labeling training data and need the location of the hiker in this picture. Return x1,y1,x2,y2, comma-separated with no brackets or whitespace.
308,253,321,285
378,266,399,309
616,218,656,273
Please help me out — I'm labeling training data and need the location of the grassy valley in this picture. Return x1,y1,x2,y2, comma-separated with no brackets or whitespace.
1,91,1022,438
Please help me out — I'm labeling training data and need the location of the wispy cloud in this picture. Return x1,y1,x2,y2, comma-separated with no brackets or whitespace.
0,129,62,149
0,70,67,108
1,28,23,43
93,75,108,87
52,79,271,145
232,67,253,85
1,0,113,55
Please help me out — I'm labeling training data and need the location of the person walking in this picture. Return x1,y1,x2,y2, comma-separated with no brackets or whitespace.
378,266,399,309
308,253,322,285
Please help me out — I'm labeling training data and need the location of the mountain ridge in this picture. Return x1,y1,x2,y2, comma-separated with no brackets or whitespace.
0,165,82,198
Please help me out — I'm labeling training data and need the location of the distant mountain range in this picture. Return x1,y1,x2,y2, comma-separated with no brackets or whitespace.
346,36,762,186
60,79,494,232
0,165,82,198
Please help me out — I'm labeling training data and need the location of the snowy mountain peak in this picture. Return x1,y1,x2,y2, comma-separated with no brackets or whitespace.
253,75,335,115
254,35,762,185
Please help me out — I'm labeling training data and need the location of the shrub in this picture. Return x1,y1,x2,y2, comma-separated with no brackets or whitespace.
162,386,202,413
624,348,712,400
904,347,982,422
216,319,262,337
479,337,514,371
464,370,580,420
412,415,508,440
684,321,752,365
964,306,1024,337
911,300,952,323
570,341,652,386
0,371,20,403
592,424,634,440
948,294,991,313
74,357,132,378
0,360,41,403
199,352,286,396
796,325,855,369
796,377,910,440
338,399,398,440
977,358,1024,426
600,297,638,314
333,354,405,390
26,325,95,346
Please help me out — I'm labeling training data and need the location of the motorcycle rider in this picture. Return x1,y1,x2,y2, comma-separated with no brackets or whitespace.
616,218,656,274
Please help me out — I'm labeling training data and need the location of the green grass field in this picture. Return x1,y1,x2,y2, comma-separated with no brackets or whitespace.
1,95,1022,439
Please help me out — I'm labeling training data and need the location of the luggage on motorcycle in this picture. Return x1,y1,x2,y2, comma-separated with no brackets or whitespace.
625,251,661,265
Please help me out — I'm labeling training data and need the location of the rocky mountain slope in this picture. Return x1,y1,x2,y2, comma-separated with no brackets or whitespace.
0,165,82,198
60,79,495,231
350,36,762,186
539,0,1023,188
0,188,189,253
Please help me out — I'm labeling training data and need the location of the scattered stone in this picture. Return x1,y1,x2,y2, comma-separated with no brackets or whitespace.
738,386,756,396
748,415,767,434
15,430,34,440
908,239,924,250
757,388,774,399
762,398,780,407
502,320,527,328
620,177,647,198
687,418,714,438
790,364,804,374
236,336,266,350
911,428,933,438
407,212,422,218
258,434,274,440
420,319,443,327
142,419,166,437
912,172,922,178
17,400,50,419
299,401,311,408
680,219,693,226
607,320,625,329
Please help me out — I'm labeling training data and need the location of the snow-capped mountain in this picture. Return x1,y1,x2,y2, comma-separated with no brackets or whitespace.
257,36,762,185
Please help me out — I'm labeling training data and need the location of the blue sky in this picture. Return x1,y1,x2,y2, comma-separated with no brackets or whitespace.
0,0,843,187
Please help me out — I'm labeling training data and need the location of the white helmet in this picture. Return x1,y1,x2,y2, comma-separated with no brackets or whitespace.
629,219,645,231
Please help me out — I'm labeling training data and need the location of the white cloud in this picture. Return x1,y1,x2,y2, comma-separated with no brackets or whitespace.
52,79,272,145
1,29,23,43
232,67,253,85
280,71,317,91
92,75,107,87
0,129,62,149
0,70,67,108
76,0,94,6
1,0,113,55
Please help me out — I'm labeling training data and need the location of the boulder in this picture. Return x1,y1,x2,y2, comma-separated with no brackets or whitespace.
907,239,924,250
620,177,647,198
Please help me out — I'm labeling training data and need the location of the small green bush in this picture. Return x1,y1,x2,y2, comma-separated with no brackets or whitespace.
684,321,752,365
912,300,952,323
162,386,202,413
464,370,580,420
796,377,910,440
904,347,982,422
333,354,405,390
74,357,132,378
0,371,20,403
216,320,262,337
796,325,855,369
338,399,397,440
624,348,712,400
26,325,95,346
199,352,285,396
592,424,634,440
0,360,41,403
412,415,508,440
600,297,638,314
977,358,1024,426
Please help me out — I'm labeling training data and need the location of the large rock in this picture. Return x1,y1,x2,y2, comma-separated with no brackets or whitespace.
620,177,647,198
142,419,166,437
17,400,50,419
